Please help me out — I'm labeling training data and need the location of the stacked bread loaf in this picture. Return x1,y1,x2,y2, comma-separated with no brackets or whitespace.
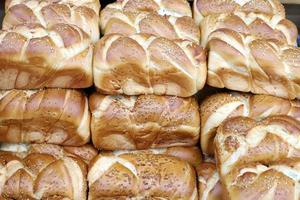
194,0,300,199
0,0,299,199
0,0,100,199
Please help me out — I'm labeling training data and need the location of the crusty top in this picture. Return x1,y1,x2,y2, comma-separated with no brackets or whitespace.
207,29,300,99
193,0,285,25
0,23,93,89
200,12,298,46
88,152,198,199
4,0,100,42
93,33,207,97
215,116,300,175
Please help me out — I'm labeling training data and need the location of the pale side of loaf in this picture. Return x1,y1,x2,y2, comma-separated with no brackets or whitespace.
215,116,300,176
200,92,300,155
200,12,298,47
4,0,100,42
0,23,93,89
197,161,222,200
93,34,207,97
103,0,192,18
193,0,285,25
0,89,90,146
0,143,98,200
102,146,202,167
88,152,198,199
100,9,200,42
207,29,300,99
89,94,200,150
220,161,300,200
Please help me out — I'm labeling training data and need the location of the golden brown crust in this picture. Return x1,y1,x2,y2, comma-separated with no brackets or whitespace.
0,143,96,200
3,0,100,42
0,89,90,146
0,23,93,89
200,12,298,47
103,146,202,167
215,116,300,175
197,162,222,200
220,161,300,200
88,152,198,199
93,33,207,97
100,9,200,42
207,29,300,99
193,0,285,25
200,92,300,155
90,93,200,150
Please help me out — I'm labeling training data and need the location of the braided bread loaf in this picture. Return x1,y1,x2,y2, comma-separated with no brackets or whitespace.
215,116,300,199
193,0,285,25
201,12,298,47
0,23,93,89
223,161,300,200
0,143,98,200
200,92,300,155
207,29,300,99
100,10,200,42
0,89,90,146
89,93,200,150
197,161,222,200
104,0,192,18
88,152,198,199
215,116,300,175
4,0,100,42
103,146,202,167
93,33,207,97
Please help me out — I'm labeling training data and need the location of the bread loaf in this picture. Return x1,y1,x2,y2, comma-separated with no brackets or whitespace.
90,94,200,150
200,12,298,47
0,89,90,146
88,152,198,199
222,161,300,200
4,0,100,42
100,10,200,42
197,161,222,200
93,33,207,97
0,23,93,89
0,143,97,200
103,0,192,17
103,146,202,167
215,116,300,176
214,116,300,199
207,29,300,99
193,0,285,25
200,92,300,155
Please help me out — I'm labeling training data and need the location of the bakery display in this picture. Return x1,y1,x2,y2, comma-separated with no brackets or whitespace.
90,93,200,150
0,143,97,200
200,12,298,47
88,152,198,199
93,33,207,97
0,23,93,89
200,92,300,155
0,89,90,146
207,29,300,99
193,0,285,25
3,0,100,42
